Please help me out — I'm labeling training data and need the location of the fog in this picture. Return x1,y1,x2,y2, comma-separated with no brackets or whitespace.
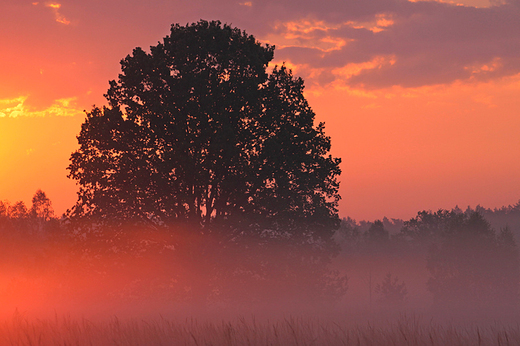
1,204,520,344
0,230,516,322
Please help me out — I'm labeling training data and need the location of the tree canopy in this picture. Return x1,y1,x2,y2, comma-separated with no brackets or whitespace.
67,20,341,245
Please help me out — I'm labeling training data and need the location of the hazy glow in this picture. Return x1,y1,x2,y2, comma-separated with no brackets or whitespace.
0,219,516,332
0,115,84,215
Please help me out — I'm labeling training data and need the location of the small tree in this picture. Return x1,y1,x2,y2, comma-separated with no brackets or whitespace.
374,273,408,305
8,201,27,219
29,189,58,236
30,189,54,221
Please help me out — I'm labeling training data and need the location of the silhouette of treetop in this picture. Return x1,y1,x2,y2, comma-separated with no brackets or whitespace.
68,20,341,242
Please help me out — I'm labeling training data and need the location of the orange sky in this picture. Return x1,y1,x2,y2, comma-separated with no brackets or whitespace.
1,0,519,221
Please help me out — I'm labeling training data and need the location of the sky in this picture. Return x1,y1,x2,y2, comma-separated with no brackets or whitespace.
1,0,520,221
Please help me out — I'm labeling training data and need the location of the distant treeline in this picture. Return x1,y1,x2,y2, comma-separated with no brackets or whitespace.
336,202,520,311
339,201,520,240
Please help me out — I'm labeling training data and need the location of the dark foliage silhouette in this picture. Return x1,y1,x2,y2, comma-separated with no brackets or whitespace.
366,219,390,246
67,20,340,244
0,190,60,239
473,201,520,240
374,273,408,306
65,20,344,304
401,209,519,308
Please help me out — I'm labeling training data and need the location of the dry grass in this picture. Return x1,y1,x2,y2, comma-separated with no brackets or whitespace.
0,312,519,345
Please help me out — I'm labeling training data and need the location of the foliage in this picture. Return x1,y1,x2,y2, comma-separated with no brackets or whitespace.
374,273,408,305
30,189,54,221
401,209,519,308
67,20,341,248
0,190,59,239
472,201,520,241
64,20,344,303
366,220,389,244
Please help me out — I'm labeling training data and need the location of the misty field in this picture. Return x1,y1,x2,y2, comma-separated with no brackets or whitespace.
1,312,520,346
3,198,520,346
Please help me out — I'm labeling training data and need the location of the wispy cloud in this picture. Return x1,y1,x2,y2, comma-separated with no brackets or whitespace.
332,56,397,80
0,97,27,118
13,0,520,95
0,97,83,118
345,13,395,33
34,2,71,25
244,0,520,90
263,19,350,53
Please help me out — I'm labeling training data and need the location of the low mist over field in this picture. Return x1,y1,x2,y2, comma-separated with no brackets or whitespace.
1,205,520,345
2,194,520,329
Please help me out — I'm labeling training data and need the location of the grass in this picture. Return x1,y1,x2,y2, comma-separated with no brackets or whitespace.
1,312,520,345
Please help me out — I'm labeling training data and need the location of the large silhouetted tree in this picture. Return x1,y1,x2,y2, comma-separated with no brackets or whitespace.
67,20,344,304
67,20,341,247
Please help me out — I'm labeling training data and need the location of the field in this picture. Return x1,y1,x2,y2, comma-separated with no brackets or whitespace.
2,312,520,345
1,218,520,345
